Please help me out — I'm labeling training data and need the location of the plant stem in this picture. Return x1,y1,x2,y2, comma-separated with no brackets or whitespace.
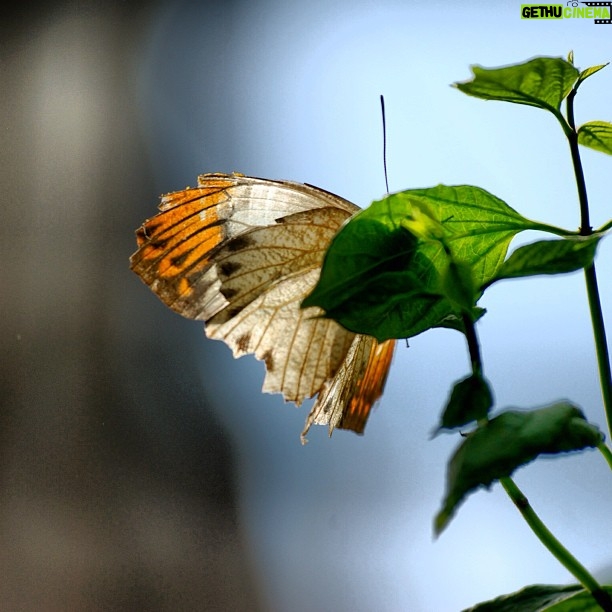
462,313,482,376
585,264,612,437
565,89,591,234
598,441,612,472
565,88,612,438
500,477,612,611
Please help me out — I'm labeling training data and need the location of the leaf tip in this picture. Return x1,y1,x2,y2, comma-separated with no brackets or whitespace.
433,510,450,538
429,426,443,440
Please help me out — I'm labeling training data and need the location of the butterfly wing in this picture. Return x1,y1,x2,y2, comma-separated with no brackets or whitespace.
131,173,394,438
302,335,395,442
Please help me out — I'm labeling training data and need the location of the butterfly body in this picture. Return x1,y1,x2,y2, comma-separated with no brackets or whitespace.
131,173,394,440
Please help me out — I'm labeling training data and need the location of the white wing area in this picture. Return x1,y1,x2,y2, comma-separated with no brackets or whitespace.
132,173,393,438
205,207,356,404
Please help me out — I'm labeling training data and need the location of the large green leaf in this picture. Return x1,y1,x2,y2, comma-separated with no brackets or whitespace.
402,186,541,290
306,266,446,342
435,403,603,535
301,213,419,311
301,211,440,340
303,185,537,341
455,56,579,113
463,584,612,612
485,235,602,288
578,121,612,156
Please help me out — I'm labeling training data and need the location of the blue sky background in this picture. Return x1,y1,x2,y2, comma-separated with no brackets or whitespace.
4,1,612,610
133,2,612,610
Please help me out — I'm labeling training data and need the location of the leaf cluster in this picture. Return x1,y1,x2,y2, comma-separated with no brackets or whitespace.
303,54,612,610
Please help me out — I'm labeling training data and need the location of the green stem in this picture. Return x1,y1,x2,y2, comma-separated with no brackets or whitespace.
500,477,612,611
598,441,612,472
585,264,612,437
598,219,612,234
564,88,612,438
462,313,482,376
565,90,591,234
464,260,610,604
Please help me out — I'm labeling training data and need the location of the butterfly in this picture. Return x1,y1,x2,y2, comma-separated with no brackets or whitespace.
130,173,395,442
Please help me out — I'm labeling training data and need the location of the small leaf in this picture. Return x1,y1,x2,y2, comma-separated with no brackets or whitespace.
575,62,609,90
303,185,537,341
578,121,612,156
435,373,493,433
455,56,579,113
485,235,601,288
463,584,586,612
435,402,604,535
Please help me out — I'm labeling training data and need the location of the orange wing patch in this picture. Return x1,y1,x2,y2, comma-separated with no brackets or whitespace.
132,177,236,313
131,173,395,440
342,338,395,433
302,336,394,442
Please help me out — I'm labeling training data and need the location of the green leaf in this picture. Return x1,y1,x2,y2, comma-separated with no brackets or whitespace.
575,62,609,91
435,403,604,535
442,259,478,311
405,185,539,286
301,212,436,340
463,584,583,612
308,268,446,341
455,56,579,113
485,235,601,288
435,373,493,433
401,198,446,241
303,185,537,341
463,584,591,612
547,586,612,611
465,583,612,611
599,218,612,234
302,213,419,311
577,121,612,155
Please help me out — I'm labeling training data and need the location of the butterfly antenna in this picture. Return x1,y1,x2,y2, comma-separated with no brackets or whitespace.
380,94,390,194
381,96,409,350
